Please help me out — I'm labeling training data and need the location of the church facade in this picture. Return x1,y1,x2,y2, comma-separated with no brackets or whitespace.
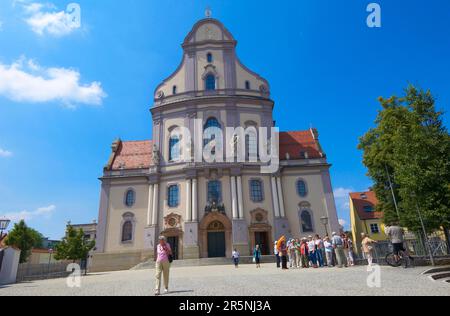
92,17,339,272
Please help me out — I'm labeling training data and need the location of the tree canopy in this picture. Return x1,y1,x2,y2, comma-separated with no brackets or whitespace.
5,220,44,263
54,225,95,262
359,85,450,232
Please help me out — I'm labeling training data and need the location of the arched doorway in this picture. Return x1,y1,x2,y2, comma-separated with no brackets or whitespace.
199,212,232,258
160,213,183,260
249,208,273,255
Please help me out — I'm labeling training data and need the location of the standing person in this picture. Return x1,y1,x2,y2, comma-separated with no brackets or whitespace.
314,235,325,267
300,238,309,268
331,232,347,268
342,234,355,267
253,245,262,268
288,239,296,268
155,236,172,296
277,237,288,270
274,241,281,268
232,248,240,268
323,236,334,267
361,233,377,266
307,236,318,268
294,238,302,269
347,236,355,266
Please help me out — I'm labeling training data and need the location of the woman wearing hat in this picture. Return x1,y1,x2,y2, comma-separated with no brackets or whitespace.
155,236,172,296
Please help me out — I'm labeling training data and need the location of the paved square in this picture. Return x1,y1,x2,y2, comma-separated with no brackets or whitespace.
1,264,449,296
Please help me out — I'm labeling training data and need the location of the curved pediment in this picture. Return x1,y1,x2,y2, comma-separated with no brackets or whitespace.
183,18,236,46
153,18,271,104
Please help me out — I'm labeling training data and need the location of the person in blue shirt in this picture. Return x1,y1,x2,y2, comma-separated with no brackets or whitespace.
232,249,240,268
253,244,262,268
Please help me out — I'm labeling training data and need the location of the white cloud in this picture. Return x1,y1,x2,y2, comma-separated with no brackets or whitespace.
334,187,354,230
19,1,80,37
0,148,13,157
2,204,56,222
334,187,353,199
0,56,106,107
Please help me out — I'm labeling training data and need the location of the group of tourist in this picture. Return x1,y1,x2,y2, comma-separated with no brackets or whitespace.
269,232,357,269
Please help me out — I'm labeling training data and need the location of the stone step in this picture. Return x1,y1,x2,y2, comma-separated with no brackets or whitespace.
430,272,450,281
422,265,450,275
131,255,276,270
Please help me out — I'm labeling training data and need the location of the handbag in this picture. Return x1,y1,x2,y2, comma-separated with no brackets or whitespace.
168,254,174,263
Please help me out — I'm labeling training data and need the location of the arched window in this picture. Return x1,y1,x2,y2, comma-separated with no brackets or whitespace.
205,74,216,91
168,185,180,208
122,221,133,242
169,134,181,162
124,189,135,207
208,180,222,203
300,210,314,233
207,52,213,63
172,85,177,95
250,179,264,202
245,81,251,90
296,180,308,197
245,128,258,161
204,118,222,155
204,117,221,129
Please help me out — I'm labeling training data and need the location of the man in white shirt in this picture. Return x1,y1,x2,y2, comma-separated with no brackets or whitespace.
331,232,347,268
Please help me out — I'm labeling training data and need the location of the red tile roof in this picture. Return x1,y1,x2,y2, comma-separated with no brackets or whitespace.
110,140,154,170
279,130,323,160
350,191,383,220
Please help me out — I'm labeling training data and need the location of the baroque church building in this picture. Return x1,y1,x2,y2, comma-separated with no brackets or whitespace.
92,17,339,271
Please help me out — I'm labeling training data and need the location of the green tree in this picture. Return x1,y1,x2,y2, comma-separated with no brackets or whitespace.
5,220,44,263
54,226,95,262
359,86,450,235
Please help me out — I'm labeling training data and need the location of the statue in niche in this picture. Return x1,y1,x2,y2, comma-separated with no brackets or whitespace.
152,144,161,165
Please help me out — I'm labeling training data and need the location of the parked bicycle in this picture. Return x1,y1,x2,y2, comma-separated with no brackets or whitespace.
385,249,414,268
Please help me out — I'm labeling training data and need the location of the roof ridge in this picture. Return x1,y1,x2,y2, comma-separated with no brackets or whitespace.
121,139,153,143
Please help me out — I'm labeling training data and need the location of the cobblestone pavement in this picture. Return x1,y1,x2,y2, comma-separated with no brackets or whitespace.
1,264,449,296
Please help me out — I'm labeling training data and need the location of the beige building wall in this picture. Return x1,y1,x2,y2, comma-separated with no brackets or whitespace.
282,168,331,238
104,179,149,253
241,174,275,227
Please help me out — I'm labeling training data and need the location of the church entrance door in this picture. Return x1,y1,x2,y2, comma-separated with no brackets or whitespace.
207,232,226,258
167,236,179,260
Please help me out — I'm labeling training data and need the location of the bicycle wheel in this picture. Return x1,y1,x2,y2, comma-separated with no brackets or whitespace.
385,252,401,267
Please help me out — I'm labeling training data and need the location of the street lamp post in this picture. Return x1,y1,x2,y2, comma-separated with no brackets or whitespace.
47,248,54,278
320,216,329,237
0,218,11,239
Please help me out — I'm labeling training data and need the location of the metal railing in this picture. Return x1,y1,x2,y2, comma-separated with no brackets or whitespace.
16,260,83,283
359,234,449,262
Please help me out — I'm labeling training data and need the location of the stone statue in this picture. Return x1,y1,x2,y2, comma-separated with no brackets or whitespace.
152,144,161,165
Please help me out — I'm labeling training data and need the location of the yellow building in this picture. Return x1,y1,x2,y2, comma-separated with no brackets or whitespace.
350,191,387,255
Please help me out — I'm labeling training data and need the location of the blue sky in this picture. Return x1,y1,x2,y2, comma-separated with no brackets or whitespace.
0,0,449,239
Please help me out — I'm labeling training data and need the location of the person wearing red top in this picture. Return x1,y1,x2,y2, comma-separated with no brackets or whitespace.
300,238,309,268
